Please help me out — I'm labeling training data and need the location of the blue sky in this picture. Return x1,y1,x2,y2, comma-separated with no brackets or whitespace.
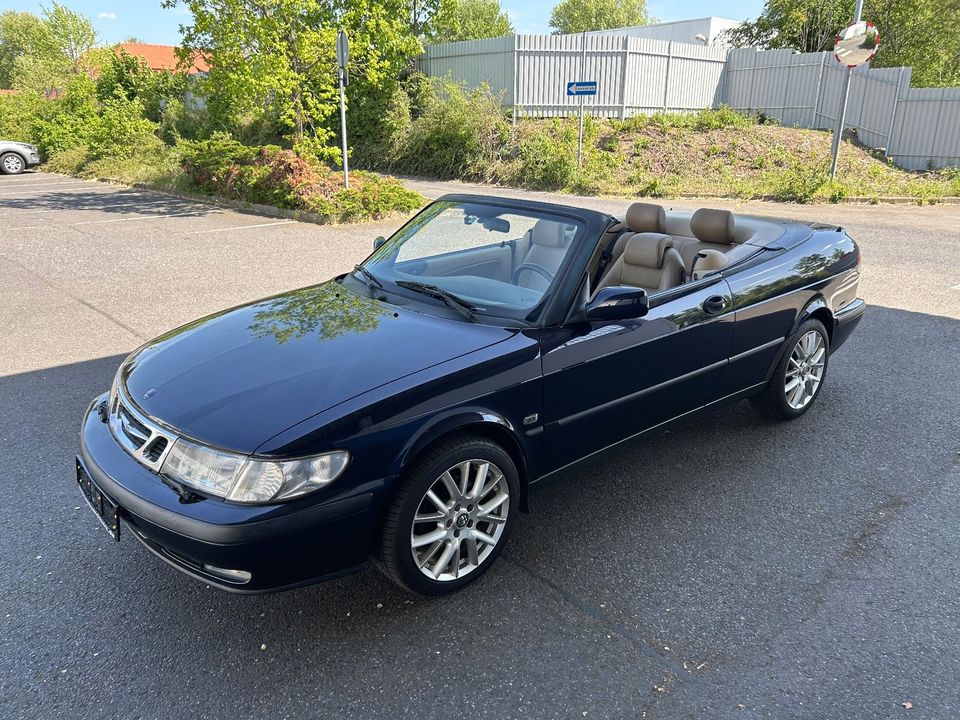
0,0,766,45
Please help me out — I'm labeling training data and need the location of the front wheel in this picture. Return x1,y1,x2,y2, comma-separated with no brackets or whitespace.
377,435,519,595
1,152,26,175
750,318,830,420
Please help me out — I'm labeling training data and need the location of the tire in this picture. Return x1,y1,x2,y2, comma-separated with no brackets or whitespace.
750,318,830,420
1,152,25,175
377,434,520,595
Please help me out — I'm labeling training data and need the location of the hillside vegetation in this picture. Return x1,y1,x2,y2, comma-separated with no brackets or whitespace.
357,80,960,204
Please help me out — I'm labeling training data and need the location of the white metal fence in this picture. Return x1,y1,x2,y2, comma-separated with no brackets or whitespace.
419,35,960,170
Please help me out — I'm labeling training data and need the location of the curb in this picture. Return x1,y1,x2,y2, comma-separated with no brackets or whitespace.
91,176,423,226
118,181,338,225
397,175,960,206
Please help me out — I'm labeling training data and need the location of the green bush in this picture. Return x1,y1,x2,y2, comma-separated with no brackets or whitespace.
693,106,753,131
179,132,260,194
318,173,425,222
89,90,164,159
0,93,46,146
179,134,424,222
43,145,93,175
513,122,579,190
394,77,509,180
770,162,828,203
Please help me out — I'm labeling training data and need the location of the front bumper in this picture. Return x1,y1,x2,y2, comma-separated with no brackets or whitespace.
26,152,40,167
79,394,383,593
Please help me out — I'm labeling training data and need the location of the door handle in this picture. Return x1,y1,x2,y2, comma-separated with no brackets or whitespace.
702,295,727,314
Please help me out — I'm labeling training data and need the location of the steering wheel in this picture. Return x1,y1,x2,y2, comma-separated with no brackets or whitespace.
512,262,555,286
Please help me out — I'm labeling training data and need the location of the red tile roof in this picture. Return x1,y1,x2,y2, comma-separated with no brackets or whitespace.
116,43,210,74
0,89,19,95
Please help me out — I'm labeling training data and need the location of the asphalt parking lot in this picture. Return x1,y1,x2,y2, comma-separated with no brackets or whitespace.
2,172,959,719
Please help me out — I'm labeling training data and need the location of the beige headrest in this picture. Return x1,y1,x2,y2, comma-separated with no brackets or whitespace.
691,208,735,244
623,233,673,268
625,203,666,234
531,219,566,247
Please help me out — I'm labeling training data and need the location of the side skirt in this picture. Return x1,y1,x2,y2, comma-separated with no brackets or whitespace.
531,381,767,485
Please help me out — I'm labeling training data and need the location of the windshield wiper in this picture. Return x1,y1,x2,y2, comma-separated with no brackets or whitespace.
354,264,383,290
395,280,479,322
353,264,387,300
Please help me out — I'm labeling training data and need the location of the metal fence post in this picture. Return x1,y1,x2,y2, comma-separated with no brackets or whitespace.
662,41,672,111
512,34,519,125
620,35,629,118
780,52,793,125
928,87,947,169
813,53,826,126
884,66,905,159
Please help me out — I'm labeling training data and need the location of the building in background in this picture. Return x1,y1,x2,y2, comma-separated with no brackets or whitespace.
116,43,209,75
586,17,743,47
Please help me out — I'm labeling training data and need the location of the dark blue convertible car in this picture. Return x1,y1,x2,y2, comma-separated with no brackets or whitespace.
77,194,864,595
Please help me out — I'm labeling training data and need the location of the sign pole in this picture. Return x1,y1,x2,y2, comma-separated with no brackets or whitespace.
339,69,349,188
829,0,864,181
336,29,350,189
578,31,586,167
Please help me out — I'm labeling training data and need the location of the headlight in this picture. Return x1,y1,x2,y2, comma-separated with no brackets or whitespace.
160,438,350,504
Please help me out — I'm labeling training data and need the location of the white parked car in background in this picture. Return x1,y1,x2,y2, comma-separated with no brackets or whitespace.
0,141,40,174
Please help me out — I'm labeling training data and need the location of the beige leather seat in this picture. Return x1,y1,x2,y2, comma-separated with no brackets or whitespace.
672,208,737,273
516,219,568,291
595,232,684,294
607,202,667,263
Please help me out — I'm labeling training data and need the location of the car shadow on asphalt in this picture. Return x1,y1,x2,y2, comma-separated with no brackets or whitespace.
0,186,221,219
4,306,959,699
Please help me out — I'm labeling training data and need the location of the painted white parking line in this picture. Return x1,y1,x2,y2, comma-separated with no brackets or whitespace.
7,210,207,230
0,208,62,216
0,200,209,217
0,180,91,191
182,220,296,234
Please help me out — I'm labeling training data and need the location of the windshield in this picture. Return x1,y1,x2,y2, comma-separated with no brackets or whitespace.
362,201,583,322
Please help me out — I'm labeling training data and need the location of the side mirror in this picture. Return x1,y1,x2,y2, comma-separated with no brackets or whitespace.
373,236,387,251
585,286,649,321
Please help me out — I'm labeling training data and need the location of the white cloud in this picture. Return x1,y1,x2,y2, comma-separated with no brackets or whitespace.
97,11,117,20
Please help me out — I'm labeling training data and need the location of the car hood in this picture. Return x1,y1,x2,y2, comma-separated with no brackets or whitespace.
121,281,514,453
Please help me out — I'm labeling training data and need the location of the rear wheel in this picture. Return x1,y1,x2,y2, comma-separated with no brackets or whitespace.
1,152,25,175
750,318,830,420
377,435,519,595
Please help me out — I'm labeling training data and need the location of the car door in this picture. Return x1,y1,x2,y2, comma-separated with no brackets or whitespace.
538,277,735,474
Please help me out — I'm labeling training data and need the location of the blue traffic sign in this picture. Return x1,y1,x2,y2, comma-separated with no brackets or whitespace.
566,81,598,96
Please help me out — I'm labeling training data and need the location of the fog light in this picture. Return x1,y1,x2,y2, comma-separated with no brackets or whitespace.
201,565,252,584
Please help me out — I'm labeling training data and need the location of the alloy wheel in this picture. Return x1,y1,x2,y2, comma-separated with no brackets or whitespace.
785,330,826,409
3,155,24,174
410,459,510,582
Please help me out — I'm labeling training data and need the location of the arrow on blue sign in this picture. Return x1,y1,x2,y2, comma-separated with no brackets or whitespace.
567,81,598,96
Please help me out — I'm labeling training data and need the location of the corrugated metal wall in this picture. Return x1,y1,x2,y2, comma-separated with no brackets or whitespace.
514,34,727,116
420,36,515,104
888,86,960,169
420,36,960,169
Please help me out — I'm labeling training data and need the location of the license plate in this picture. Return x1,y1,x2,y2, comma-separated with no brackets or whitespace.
76,458,120,541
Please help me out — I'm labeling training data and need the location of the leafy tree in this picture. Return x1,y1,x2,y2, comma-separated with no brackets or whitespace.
5,3,100,95
426,0,513,43
548,0,649,35
97,50,187,121
167,0,422,158
727,0,960,86
0,10,49,88
39,2,98,73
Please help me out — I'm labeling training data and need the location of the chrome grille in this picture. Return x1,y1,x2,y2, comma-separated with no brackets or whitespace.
108,384,177,472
